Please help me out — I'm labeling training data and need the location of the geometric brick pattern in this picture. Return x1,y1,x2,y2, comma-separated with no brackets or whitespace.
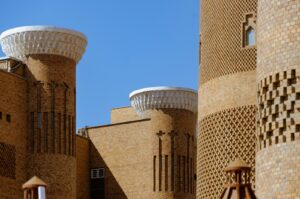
199,0,257,84
0,142,16,179
197,106,256,199
257,69,300,150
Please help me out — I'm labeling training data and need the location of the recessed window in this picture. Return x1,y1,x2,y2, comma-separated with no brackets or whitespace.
6,114,11,122
91,168,105,179
0,112,2,120
242,13,256,48
37,112,41,128
246,27,255,46
50,112,54,129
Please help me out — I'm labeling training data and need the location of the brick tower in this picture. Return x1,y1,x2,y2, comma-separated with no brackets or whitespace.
197,0,257,198
0,26,87,199
130,87,197,199
256,0,300,198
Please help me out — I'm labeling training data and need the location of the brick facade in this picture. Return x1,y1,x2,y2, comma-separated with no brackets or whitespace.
256,0,300,198
197,0,257,198
0,68,27,199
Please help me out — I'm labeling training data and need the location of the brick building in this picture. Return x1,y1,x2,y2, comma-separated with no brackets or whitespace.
0,0,299,198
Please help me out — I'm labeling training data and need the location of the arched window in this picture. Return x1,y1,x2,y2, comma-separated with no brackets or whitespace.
246,27,255,46
242,13,256,48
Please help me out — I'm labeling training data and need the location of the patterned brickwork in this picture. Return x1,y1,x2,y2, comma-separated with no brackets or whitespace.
0,142,16,179
199,0,257,84
197,106,256,199
26,55,77,199
257,69,300,150
256,0,300,198
256,0,300,81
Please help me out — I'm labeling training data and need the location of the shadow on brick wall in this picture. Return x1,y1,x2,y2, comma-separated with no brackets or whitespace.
90,142,127,199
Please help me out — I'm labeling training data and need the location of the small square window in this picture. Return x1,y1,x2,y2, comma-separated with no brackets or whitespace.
6,114,11,122
91,168,105,179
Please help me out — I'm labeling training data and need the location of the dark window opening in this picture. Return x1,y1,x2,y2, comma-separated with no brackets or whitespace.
37,112,41,128
50,112,55,129
91,168,105,199
6,114,11,122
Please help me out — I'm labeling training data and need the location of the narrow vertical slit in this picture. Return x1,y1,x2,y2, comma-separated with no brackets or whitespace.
36,82,42,153
30,112,35,153
177,155,181,192
63,114,66,155
190,158,193,193
74,88,76,156
186,135,190,193
72,116,75,156
63,83,68,155
165,155,168,191
49,81,56,154
159,138,162,191
153,156,156,192
171,136,175,191
183,156,186,192
58,113,61,154
68,115,72,155
51,111,55,153
44,112,48,153
37,127,41,153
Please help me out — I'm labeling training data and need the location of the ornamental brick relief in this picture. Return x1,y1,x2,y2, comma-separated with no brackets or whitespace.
257,69,300,150
199,0,257,84
197,105,256,199
0,142,16,179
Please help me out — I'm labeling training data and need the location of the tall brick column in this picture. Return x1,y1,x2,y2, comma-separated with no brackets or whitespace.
130,87,197,199
197,0,257,198
0,26,87,199
256,0,300,198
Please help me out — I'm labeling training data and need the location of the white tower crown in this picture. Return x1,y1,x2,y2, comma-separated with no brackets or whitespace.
0,26,87,63
129,86,198,115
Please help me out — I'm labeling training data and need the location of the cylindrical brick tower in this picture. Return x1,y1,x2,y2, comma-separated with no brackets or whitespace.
0,26,87,199
197,0,257,198
256,0,300,198
130,87,197,199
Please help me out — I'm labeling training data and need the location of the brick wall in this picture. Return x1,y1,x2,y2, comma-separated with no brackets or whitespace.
256,0,300,198
26,54,77,199
197,0,257,197
76,135,90,199
110,106,141,124
0,70,27,199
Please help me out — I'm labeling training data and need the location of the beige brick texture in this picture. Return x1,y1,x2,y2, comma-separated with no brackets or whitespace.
88,108,197,199
110,106,140,124
76,136,90,199
0,70,27,199
26,54,77,199
197,0,257,198
256,0,300,198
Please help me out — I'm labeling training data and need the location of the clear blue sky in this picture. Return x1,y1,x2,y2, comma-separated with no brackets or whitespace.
0,0,200,128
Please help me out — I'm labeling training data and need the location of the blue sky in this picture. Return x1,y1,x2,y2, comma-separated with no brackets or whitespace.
0,0,200,128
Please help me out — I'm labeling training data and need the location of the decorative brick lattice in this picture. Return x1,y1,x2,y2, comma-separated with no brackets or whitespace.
257,69,300,150
0,142,16,179
197,106,256,199
200,0,257,84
